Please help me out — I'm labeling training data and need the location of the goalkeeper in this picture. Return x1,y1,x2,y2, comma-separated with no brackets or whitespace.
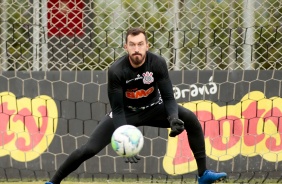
45,27,227,184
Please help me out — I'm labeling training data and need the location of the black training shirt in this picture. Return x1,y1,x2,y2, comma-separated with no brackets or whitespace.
108,51,178,128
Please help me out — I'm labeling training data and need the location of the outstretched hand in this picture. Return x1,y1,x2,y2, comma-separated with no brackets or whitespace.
168,117,184,137
124,155,141,163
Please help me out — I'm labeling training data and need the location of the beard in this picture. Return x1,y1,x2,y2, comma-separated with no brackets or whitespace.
129,53,146,66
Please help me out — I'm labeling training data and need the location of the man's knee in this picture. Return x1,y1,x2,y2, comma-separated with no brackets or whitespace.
79,144,97,158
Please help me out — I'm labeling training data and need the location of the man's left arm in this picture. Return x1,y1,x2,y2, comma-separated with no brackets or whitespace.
156,60,184,137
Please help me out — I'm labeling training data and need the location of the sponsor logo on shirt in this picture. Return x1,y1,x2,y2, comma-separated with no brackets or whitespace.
125,87,154,99
126,74,143,84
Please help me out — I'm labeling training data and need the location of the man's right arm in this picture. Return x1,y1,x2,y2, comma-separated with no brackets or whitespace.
108,69,141,164
107,69,127,128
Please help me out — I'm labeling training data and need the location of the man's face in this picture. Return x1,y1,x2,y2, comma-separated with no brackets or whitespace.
124,33,149,68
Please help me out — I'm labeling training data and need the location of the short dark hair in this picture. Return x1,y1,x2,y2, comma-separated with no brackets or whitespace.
125,27,148,43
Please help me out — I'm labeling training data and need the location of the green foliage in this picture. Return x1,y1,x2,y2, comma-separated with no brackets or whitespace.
1,0,282,70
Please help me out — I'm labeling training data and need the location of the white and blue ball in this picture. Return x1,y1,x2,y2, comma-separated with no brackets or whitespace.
111,125,144,157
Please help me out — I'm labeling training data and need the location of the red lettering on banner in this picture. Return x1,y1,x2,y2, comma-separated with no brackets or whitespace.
0,102,15,146
125,87,154,99
48,0,84,37
13,106,48,151
173,131,195,164
172,101,282,165
0,93,58,162
164,92,282,175
0,102,48,151
205,116,242,150
242,102,265,146
264,107,282,151
173,111,212,165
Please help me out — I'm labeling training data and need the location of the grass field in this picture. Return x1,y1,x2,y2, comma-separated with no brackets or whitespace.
4,178,280,184
2,177,277,183
0,178,260,184
0,182,232,184
0,183,149,184
3,177,277,183
3,180,272,184
0,182,189,184
0,178,231,184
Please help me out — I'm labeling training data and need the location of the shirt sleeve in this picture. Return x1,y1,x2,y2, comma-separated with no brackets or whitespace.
154,58,178,119
107,68,127,128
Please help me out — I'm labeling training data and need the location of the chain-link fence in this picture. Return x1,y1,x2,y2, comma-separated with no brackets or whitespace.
1,1,282,183
0,0,281,71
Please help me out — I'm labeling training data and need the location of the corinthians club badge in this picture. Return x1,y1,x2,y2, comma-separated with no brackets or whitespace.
142,71,154,84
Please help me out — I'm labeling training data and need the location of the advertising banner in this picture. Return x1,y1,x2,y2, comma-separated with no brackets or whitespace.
0,70,281,180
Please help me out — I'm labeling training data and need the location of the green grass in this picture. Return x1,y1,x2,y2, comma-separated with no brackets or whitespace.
0,181,195,184
0,182,233,184
0,177,199,183
2,177,278,183
0,180,244,184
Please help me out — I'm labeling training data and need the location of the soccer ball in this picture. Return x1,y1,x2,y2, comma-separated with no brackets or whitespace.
111,125,144,157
